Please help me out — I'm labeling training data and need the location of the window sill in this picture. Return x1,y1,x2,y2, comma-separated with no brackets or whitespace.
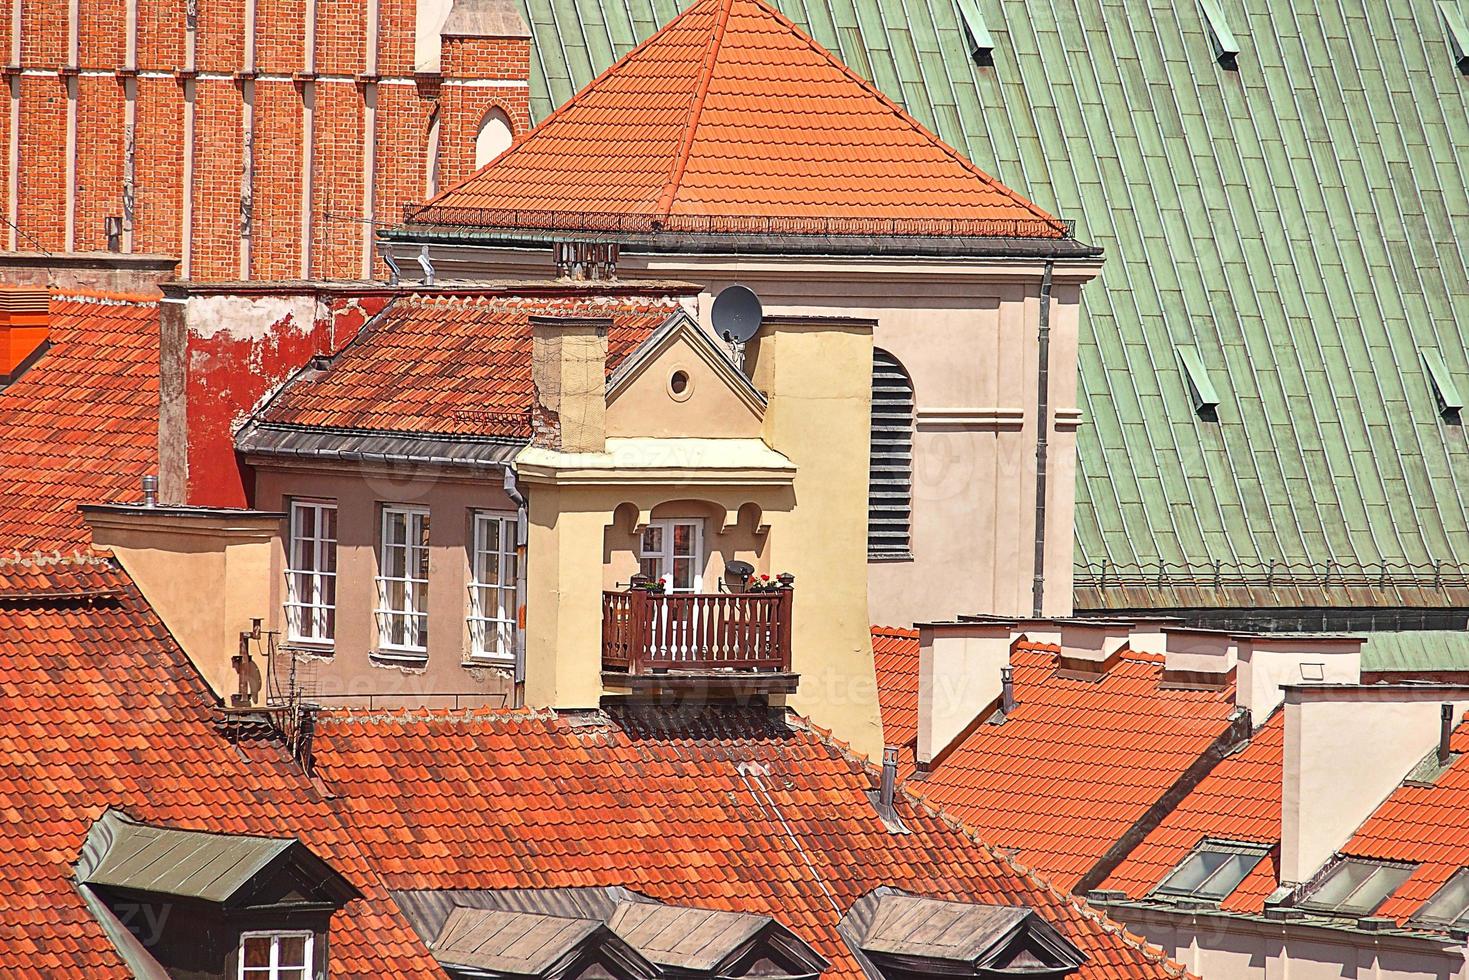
282,640,335,655
462,656,516,670
370,648,429,668
868,551,915,563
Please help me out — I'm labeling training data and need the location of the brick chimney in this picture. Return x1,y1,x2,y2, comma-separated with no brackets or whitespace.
530,315,610,453
0,286,50,385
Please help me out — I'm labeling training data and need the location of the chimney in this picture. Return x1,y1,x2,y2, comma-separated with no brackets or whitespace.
1158,626,1237,693
916,620,1014,767
1056,619,1133,675
1441,703,1455,765
1234,632,1363,721
1281,686,1469,884
879,746,898,808
529,315,610,453
140,474,159,508
1000,667,1016,715
0,286,50,385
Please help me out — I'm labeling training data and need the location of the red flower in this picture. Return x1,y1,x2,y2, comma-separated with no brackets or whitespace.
761,574,770,581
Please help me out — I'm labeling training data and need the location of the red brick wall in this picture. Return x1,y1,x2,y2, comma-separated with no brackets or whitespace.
1,0,530,280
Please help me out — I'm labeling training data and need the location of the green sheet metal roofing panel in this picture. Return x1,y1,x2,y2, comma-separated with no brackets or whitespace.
517,0,1469,607
1360,630,1469,673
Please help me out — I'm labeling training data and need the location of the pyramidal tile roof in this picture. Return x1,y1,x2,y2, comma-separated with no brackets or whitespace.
415,0,1069,240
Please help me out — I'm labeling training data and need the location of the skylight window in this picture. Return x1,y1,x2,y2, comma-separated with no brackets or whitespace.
1197,0,1241,69
1421,349,1464,418
1414,868,1469,929
1298,859,1415,917
1154,841,1269,901
954,0,995,66
1177,346,1221,418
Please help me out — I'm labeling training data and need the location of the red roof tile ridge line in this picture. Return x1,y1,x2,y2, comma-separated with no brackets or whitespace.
420,0,722,211
252,295,402,424
897,785,1195,980
51,288,160,306
0,549,112,569
871,623,919,637
785,709,1194,980
655,0,735,219
743,0,1062,227
317,703,560,727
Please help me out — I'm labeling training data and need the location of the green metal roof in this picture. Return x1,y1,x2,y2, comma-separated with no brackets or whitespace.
1360,629,1469,673
516,0,1469,609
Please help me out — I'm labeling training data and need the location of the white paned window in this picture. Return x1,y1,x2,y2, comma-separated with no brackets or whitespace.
285,500,337,644
240,930,313,980
376,505,430,651
469,511,519,661
638,520,703,593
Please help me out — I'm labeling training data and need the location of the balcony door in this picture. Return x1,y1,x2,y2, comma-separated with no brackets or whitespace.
638,520,704,593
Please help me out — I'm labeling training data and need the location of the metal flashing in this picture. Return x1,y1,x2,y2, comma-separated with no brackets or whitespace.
1177,346,1221,416
1422,348,1465,416
1198,0,1242,68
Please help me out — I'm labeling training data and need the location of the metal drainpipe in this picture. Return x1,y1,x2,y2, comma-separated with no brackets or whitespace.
502,465,529,691
1030,261,1055,618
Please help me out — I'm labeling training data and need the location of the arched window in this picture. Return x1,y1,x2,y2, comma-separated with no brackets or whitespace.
474,107,513,169
869,349,914,556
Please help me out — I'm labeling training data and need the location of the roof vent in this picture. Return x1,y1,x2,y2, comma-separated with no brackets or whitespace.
1177,345,1220,418
954,0,995,66
1440,2,1469,74
1421,348,1464,419
1197,0,1241,69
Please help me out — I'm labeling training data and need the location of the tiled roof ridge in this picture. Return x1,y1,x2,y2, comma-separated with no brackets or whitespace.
870,624,919,637
422,0,722,211
318,703,560,728
0,550,112,570
735,0,1058,224
656,0,735,216
51,289,159,307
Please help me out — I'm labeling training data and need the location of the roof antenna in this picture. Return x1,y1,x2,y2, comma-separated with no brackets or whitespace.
416,245,435,286
376,242,401,286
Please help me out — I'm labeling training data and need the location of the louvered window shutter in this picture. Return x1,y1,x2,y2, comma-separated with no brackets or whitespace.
869,350,913,556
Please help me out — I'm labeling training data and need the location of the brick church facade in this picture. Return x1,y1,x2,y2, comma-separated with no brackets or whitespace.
0,0,531,280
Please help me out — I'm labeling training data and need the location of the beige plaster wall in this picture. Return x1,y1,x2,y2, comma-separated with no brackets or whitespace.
606,330,764,441
916,623,1011,765
251,463,518,708
84,508,280,703
1282,687,1469,885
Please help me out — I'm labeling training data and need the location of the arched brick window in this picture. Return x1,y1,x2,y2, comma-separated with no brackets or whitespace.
475,107,513,169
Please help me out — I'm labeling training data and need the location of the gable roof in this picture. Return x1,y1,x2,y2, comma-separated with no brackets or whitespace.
0,290,159,552
872,630,1240,891
413,0,1072,244
309,703,1191,980
514,0,1469,610
0,555,442,977
244,287,688,451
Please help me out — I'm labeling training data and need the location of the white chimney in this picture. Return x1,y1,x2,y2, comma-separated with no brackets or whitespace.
917,621,1015,767
1157,626,1237,689
1282,685,1469,884
1235,633,1363,722
1057,619,1133,673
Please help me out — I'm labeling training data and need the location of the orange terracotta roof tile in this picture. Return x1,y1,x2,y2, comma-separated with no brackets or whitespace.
0,555,442,977
416,0,1068,240
1340,721,1469,924
258,291,683,439
873,631,1238,891
0,291,159,552
1101,712,1285,913
311,703,1190,980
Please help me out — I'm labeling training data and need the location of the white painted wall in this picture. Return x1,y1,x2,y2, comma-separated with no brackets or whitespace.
917,622,1012,764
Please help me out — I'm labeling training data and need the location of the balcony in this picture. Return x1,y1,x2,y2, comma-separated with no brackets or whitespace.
601,586,797,695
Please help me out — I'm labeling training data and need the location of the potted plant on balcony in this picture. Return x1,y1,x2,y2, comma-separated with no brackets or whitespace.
745,572,793,593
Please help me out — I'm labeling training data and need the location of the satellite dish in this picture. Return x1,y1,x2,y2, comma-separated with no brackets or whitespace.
711,284,763,344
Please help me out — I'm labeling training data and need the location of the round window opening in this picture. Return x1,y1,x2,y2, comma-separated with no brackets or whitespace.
669,369,693,401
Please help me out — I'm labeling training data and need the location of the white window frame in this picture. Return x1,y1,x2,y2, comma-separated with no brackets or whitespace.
239,929,314,980
285,499,337,645
468,511,519,662
638,519,704,593
376,505,430,652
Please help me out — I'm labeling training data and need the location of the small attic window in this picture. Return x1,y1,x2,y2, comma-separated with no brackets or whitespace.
1298,858,1415,917
1153,840,1269,901
1414,868,1469,929
1197,0,1241,69
1176,346,1220,418
954,0,995,66
1439,2,1469,74
1421,349,1464,419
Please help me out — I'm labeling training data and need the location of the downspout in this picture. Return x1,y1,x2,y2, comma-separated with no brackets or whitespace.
502,465,529,689
1030,261,1055,618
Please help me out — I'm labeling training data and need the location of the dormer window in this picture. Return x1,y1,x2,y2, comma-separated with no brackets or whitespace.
1414,867,1469,928
241,930,314,980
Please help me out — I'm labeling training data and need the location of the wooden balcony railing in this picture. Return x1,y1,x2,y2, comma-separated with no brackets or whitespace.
602,588,793,675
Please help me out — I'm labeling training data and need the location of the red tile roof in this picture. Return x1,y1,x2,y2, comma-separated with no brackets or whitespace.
0,290,159,553
311,704,1189,980
415,0,1068,240
872,631,1239,891
0,555,442,977
1340,720,1469,923
258,290,684,439
1100,713,1285,914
